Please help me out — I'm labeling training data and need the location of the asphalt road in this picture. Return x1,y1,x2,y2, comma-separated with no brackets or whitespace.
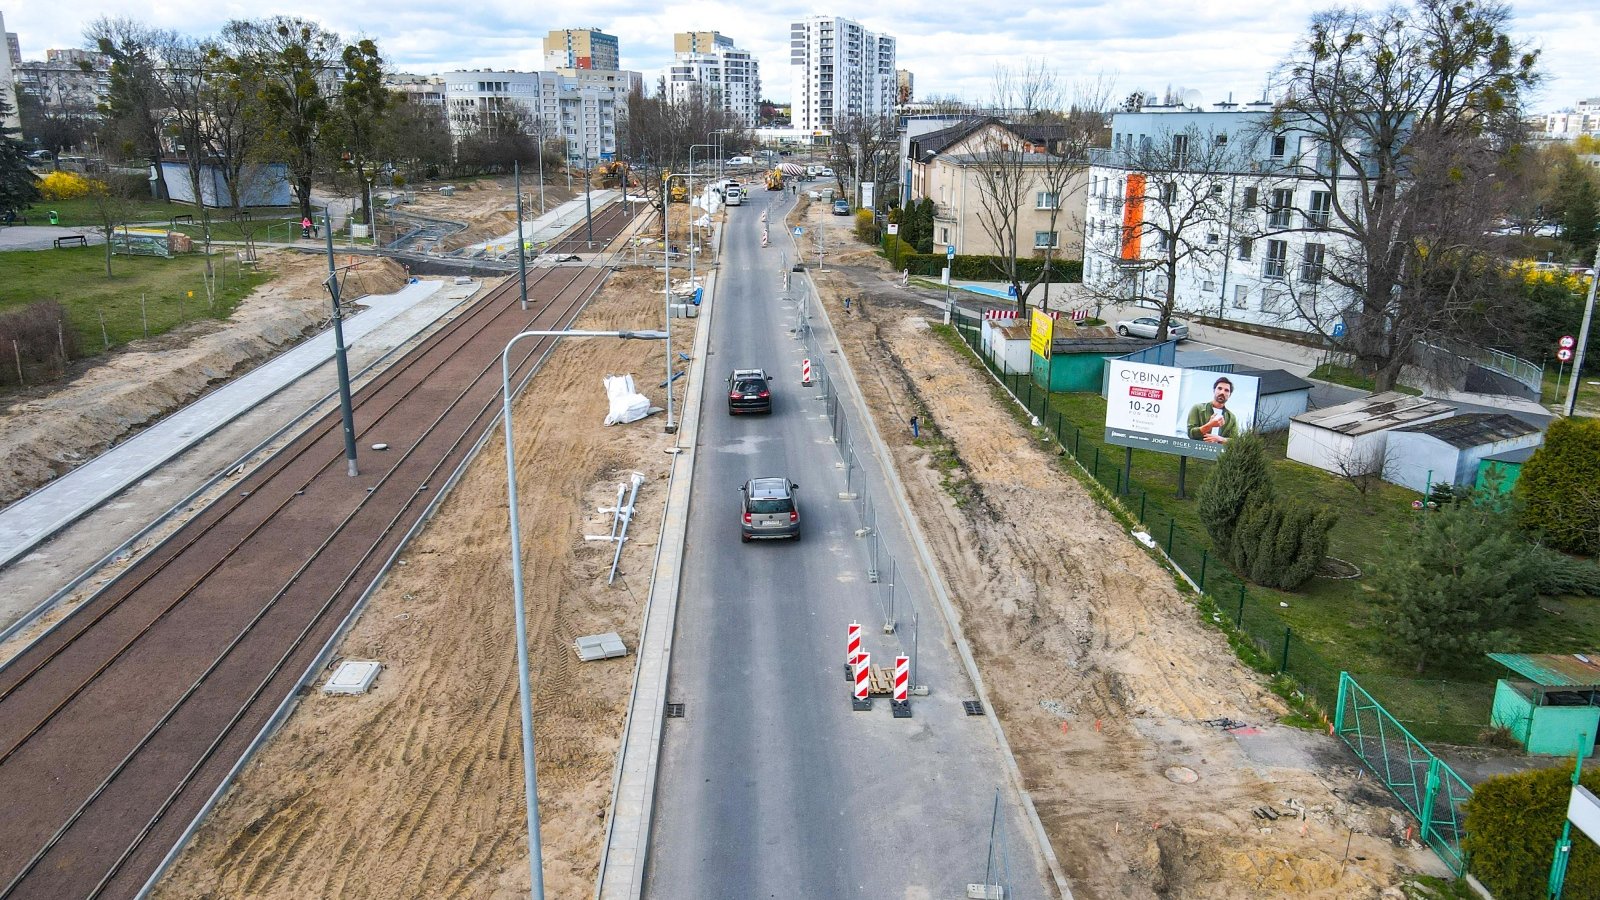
643,192,1056,898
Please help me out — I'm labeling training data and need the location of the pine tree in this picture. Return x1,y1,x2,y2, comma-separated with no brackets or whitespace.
1380,497,1540,673
1197,431,1274,555
0,96,41,220
1517,417,1600,556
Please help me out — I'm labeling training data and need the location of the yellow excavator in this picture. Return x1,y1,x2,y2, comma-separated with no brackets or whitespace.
765,169,783,191
666,173,689,203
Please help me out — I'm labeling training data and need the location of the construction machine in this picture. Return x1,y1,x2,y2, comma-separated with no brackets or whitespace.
765,169,783,191
666,173,689,203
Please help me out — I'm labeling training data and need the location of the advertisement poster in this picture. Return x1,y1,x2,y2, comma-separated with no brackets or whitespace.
1030,309,1053,358
1104,360,1259,459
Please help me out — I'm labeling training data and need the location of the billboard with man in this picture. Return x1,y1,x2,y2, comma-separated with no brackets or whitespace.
1104,360,1260,459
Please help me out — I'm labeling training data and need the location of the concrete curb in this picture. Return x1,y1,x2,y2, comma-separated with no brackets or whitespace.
594,222,721,900
787,209,1075,899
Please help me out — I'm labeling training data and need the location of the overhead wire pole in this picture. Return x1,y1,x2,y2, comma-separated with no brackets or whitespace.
584,152,594,248
1564,244,1600,417
515,161,529,311
536,119,547,215
500,328,668,900
662,171,696,435
322,206,359,476
689,143,718,291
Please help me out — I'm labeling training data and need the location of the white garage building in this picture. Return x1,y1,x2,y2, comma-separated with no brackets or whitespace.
1384,413,1544,494
1287,392,1456,478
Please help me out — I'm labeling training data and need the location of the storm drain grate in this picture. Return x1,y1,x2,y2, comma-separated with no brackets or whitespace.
963,700,985,716
665,702,685,718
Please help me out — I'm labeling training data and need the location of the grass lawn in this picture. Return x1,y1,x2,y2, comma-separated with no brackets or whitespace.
1309,361,1422,396
0,246,272,364
32,198,299,232
936,321,1600,747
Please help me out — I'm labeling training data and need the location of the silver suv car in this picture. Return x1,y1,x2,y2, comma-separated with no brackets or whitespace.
740,477,800,542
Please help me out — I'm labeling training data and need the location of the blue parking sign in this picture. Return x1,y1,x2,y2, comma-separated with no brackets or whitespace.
946,245,956,259
1332,322,1346,337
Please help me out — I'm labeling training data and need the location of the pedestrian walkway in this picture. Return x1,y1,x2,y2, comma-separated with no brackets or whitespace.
0,279,470,573
469,190,621,253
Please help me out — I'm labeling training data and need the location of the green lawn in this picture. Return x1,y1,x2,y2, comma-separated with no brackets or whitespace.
0,246,272,364
28,198,299,232
938,321,1600,747
1309,361,1422,395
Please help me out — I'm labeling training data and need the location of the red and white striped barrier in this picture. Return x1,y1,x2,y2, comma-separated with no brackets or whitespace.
982,310,1018,320
846,622,860,677
853,651,871,705
1070,308,1089,322
892,654,911,717
801,358,813,387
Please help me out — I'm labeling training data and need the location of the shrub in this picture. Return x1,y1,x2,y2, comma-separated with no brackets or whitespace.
900,252,1082,283
0,300,78,386
1232,498,1336,589
1464,765,1600,899
1197,431,1274,553
882,234,916,270
38,171,90,201
853,208,875,242
1517,417,1600,555
1532,546,1600,598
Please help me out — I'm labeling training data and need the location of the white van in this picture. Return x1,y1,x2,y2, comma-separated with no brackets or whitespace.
725,185,743,206
728,155,753,165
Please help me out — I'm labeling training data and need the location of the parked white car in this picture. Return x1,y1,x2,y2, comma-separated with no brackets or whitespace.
1115,316,1190,341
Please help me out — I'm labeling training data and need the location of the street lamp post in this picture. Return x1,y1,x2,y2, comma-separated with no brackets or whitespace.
1565,244,1600,417
515,161,529,311
583,152,594,248
689,143,717,288
500,327,668,900
661,170,702,435
322,206,359,476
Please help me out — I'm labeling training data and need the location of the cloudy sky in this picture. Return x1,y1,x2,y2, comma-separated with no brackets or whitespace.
4,0,1594,111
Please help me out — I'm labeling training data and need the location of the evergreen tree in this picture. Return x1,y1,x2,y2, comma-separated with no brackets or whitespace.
1380,496,1540,673
1196,431,1274,554
1558,168,1599,259
1517,417,1600,556
0,96,41,220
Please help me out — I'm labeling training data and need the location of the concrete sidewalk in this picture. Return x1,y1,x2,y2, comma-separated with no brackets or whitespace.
0,279,465,576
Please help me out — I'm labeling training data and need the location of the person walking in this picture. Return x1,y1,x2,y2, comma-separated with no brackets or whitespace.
300,216,312,239
844,296,852,313
909,415,919,439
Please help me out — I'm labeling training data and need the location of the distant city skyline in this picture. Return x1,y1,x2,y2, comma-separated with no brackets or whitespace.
2,1,1593,112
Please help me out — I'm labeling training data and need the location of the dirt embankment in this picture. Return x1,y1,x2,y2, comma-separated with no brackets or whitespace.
0,253,408,506
804,205,1436,898
153,268,693,899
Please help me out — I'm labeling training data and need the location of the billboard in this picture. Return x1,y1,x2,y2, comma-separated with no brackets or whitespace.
1030,309,1053,358
1104,361,1260,459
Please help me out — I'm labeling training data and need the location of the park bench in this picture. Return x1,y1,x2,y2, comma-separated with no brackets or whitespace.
53,235,88,249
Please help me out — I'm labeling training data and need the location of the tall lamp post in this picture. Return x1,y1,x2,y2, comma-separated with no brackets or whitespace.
661,170,700,435
322,205,359,476
713,128,733,180
501,327,668,900
688,143,718,288
1564,245,1600,417
515,161,529,311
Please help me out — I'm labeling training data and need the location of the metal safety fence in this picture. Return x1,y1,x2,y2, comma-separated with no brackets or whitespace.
1334,672,1473,875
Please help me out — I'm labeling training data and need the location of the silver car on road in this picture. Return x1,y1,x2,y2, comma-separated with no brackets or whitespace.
1115,316,1190,341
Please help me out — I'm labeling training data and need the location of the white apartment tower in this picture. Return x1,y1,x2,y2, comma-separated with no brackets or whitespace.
662,32,760,127
440,69,631,162
788,16,896,132
0,12,18,132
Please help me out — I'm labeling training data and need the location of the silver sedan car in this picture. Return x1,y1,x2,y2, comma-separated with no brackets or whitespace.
1115,316,1190,341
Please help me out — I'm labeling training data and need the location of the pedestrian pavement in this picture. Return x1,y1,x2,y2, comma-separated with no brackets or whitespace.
0,225,103,251
0,279,471,573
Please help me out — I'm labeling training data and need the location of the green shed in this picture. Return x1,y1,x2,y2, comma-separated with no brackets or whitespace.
1031,333,1151,393
1488,652,1600,756
1475,445,1536,495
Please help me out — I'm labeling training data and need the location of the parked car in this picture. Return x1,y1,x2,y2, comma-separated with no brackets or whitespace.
726,368,772,414
740,477,800,542
25,150,52,163
832,199,850,216
819,167,835,178
725,185,743,206
1115,316,1190,341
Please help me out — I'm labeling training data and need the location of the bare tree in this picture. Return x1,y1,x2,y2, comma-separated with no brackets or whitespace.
85,18,172,202
84,172,141,277
1329,438,1400,507
620,80,743,232
1270,0,1540,391
1084,125,1238,340
828,114,898,211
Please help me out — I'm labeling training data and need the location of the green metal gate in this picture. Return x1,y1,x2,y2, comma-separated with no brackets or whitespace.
1334,671,1474,876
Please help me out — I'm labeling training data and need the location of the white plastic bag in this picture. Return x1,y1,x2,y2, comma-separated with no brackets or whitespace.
603,375,653,425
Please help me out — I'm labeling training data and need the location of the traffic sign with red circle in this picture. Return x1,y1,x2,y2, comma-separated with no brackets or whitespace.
1560,335,1576,349
1559,347,1574,362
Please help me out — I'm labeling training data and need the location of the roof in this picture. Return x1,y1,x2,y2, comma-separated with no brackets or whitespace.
1482,445,1538,464
1490,653,1600,687
1234,367,1314,396
1393,413,1541,449
943,151,1061,167
1290,391,1456,437
1049,335,1150,355
746,477,791,499
907,119,992,159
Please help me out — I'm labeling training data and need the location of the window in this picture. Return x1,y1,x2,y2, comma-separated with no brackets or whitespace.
940,227,949,243
1243,186,1259,208
1268,189,1294,229
1237,237,1254,260
1172,133,1189,161
1035,191,1058,209
1301,242,1326,283
1214,132,1228,147
1207,232,1220,245
1211,183,1224,198
1232,285,1249,309
1271,135,1287,158
1034,230,1059,249
1307,191,1331,228
1263,239,1288,279
1162,181,1177,203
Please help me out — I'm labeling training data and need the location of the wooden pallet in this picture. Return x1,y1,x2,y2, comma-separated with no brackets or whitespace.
867,665,895,697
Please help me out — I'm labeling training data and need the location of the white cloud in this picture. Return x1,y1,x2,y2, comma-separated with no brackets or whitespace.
4,0,1592,109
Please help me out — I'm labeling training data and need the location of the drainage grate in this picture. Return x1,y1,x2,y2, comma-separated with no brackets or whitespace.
963,700,985,716
665,702,685,718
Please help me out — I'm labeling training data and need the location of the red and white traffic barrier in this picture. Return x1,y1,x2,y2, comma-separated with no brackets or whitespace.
892,654,911,717
846,622,860,677
853,651,871,709
801,358,813,387
1070,308,1089,321
982,310,1018,320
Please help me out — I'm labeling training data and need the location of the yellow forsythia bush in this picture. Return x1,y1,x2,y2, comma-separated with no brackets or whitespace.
38,171,91,200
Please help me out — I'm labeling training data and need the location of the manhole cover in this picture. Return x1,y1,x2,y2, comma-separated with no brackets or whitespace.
1164,765,1199,784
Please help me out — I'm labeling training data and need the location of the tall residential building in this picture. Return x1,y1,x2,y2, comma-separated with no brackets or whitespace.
662,31,760,127
896,69,913,105
6,31,19,68
0,12,17,132
385,73,446,107
1538,98,1600,140
788,16,896,132
543,28,619,71
15,49,111,124
440,68,635,162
